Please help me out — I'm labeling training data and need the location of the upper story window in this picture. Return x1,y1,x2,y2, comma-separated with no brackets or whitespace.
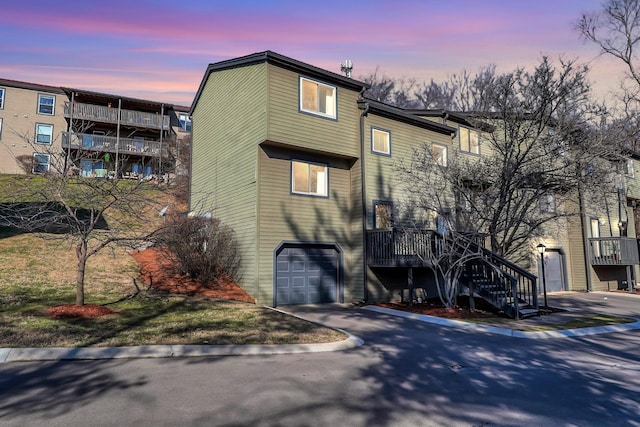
459,127,480,155
624,158,635,178
35,123,53,144
432,143,448,167
539,193,556,214
371,128,391,156
37,94,55,115
374,201,394,228
0,88,5,109
300,77,336,119
179,113,192,132
291,160,328,197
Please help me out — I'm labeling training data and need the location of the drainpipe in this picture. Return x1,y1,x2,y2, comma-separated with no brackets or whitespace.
66,91,75,174
578,185,593,292
159,103,164,179
358,90,370,303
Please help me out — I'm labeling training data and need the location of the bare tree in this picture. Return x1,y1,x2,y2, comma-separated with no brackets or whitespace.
399,57,620,261
360,68,422,108
0,132,169,306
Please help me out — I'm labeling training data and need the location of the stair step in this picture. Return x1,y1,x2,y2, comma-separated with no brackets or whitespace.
518,308,539,318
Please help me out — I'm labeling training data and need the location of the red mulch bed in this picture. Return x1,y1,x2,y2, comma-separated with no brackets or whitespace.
46,247,254,319
377,295,508,319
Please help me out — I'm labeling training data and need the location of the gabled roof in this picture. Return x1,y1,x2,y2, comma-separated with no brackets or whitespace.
0,77,65,94
191,50,370,114
365,100,456,136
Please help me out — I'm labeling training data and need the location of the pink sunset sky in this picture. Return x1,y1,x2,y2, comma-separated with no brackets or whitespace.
0,0,624,107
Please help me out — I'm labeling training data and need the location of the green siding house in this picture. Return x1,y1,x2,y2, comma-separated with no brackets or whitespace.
190,51,455,306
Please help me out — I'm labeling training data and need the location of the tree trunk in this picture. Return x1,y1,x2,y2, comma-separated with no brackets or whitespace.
75,242,87,306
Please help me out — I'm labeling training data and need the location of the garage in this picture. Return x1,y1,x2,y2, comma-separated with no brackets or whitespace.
275,244,340,305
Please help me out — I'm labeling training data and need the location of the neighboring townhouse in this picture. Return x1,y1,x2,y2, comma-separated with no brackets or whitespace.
0,78,67,174
0,78,189,179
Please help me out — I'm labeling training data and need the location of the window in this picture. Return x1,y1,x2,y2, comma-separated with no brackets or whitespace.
35,123,53,144
625,158,635,178
459,127,480,155
300,77,336,119
539,193,556,213
33,153,50,174
371,128,390,155
432,143,447,166
179,113,192,132
0,88,5,109
37,94,55,115
374,201,394,228
291,160,328,197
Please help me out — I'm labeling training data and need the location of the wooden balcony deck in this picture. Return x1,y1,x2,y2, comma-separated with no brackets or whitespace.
61,132,166,157
64,102,170,130
366,229,441,267
589,237,640,265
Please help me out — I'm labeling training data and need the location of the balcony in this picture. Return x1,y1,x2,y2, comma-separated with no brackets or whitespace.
61,132,166,157
64,102,170,130
366,229,441,267
588,237,640,265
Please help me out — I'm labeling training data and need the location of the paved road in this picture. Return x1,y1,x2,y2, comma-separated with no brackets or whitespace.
1,293,639,427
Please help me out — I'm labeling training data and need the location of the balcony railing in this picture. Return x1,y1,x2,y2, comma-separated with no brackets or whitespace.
366,229,441,267
64,102,170,130
61,132,166,157
589,237,640,265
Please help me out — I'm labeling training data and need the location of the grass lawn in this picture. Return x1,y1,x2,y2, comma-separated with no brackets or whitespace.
0,233,346,348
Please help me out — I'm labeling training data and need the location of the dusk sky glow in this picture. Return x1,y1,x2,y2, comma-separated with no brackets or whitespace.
0,0,623,107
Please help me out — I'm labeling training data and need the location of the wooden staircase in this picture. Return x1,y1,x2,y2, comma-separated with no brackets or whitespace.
460,244,539,319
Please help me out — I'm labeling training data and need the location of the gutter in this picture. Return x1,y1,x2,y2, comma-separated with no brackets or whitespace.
358,90,370,303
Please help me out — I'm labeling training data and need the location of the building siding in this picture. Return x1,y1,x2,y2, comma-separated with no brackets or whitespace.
190,63,268,298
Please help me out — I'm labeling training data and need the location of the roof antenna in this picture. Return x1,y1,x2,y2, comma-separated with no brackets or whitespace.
341,59,353,78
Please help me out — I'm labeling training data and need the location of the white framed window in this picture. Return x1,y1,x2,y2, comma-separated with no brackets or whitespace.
0,88,5,109
35,123,53,144
179,113,192,132
33,153,50,174
291,160,328,197
432,143,448,166
459,127,480,155
539,193,556,213
371,128,390,155
625,158,635,178
300,77,336,119
37,94,55,115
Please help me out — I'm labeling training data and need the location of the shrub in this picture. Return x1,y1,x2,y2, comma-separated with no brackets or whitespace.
157,216,241,284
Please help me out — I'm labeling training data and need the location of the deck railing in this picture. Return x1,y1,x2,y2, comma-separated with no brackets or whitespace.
64,102,170,130
61,132,165,157
366,229,441,267
588,237,639,265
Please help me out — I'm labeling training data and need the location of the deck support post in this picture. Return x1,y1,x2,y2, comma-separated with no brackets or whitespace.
626,265,633,292
408,267,414,307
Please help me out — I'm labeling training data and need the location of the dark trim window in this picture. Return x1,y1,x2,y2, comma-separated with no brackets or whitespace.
0,88,5,109
291,160,328,197
539,193,556,213
33,153,50,174
300,77,336,119
373,200,394,228
459,126,480,155
371,127,391,156
37,94,55,115
179,113,192,132
35,123,53,144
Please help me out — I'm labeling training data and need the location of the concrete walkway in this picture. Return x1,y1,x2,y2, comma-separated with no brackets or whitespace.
1,292,638,363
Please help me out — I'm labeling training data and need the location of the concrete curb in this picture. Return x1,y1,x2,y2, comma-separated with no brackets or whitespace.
0,335,364,363
362,305,640,339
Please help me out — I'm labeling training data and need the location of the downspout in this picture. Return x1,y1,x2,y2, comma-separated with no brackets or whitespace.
66,91,75,174
159,103,164,179
578,185,593,292
358,91,370,303
115,99,121,179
